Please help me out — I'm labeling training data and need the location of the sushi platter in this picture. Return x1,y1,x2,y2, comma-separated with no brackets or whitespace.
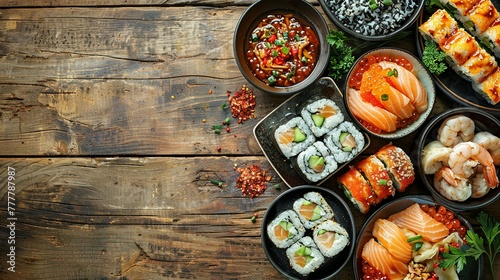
253,77,371,188
415,1,500,116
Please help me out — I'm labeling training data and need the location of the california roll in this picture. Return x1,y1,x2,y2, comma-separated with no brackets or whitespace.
294,141,338,183
293,192,334,229
286,236,325,276
267,210,306,248
324,121,365,164
312,220,350,258
273,116,315,158
300,98,344,137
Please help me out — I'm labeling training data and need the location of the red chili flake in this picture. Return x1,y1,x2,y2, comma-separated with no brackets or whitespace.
228,85,257,124
208,89,213,94
217,146,221,152
235,164,271,198
226,127,230,133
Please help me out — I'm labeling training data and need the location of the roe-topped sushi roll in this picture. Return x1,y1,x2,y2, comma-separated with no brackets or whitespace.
375,144,415,192
312,220,350,258
294,141,338,183
286,236,325,276
337,167,377,214
273,116,315,158
357,155,396,204
293,192,334,229
300,98,344,137
267,210,306,248
324,121,365,164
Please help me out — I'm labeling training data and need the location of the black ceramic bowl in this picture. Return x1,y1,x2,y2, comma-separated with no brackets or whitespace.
261,185,355,279
344,47,435,139
416,107,500,211
233,0,331,96
353,195,484,280
319,0,424,41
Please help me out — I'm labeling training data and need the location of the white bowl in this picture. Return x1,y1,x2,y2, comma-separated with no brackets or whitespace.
344,47,435,139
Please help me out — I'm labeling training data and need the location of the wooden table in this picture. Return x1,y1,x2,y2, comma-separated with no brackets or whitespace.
0,1,499,279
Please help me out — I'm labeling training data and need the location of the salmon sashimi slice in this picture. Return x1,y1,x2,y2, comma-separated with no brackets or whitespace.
274,224,289,241
318,104,337,118
299,203,318,221
316,231,335,248
278,129,294,145
360,64,415,119
372,219,412,263
387,203,449,242
347,88,398,133
361,238,408,280
378,61,428,113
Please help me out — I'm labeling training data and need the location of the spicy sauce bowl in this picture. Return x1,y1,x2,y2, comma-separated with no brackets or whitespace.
344,47,435,139
233,0,331,96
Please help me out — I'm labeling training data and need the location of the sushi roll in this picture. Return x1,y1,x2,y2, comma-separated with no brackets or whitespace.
473,68,500,105
454,0,499,37
357,155,396,204
286,236,325,276
437,0,480,17
266,210,306,248
375,144,415,192
440,28,480,66
418,9,458,45
312,220,350,258
300,98,344,137
482,19,500,58
459,47,497,83
273,116,315,158
324,121,365,164
294,141,338,183
337,167,377,214
293,192,334,229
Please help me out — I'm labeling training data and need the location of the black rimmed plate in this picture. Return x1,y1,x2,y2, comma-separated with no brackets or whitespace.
253,77,371,188
415,3,500,117
353,195,484,280
261,185,356,280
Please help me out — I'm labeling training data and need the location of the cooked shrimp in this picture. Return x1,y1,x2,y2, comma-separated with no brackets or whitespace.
421,140,452,174
472,131,500,165
470,167,491,198
448,142,499,188
437,115,475,147
434,166,472,202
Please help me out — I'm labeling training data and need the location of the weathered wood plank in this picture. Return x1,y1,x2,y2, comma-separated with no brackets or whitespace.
0,157,499,279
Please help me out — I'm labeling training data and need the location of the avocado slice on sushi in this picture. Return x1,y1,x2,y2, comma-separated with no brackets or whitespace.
293,127,307,142
295,245,313,257
307,155,325,173
279,221,296,239
339,132,357,152
311,114,325,127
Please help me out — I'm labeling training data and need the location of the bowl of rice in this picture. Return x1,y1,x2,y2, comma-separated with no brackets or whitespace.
319,0,425,41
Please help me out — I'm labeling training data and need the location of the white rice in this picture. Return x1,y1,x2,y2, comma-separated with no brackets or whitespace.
326,0,417,36
267,210,306,248
293,192,334,229
300,98,344,137
296,141,338,183
274,116,315,158
312,220,350,258
286,236,325,276
324,121,365,164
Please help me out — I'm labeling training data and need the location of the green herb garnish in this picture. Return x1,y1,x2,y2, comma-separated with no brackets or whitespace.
439,211,500,279
422,40,447,75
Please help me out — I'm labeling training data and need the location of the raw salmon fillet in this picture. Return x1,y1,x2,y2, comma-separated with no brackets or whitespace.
361,238,408,280
372,219,412,263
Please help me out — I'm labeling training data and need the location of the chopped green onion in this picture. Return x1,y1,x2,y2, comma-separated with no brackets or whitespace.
265,42,272,49
379,179,387,186
272,70,279,77
274,184,281,190
283,31,289,40
271,50,279,57
251,33,259,42
265,29,271,38
369,0,378,10
381,94,389,101
388,68,398,77
302,56,307,63
210,180,223,187
268,75,276,85
281,46,290,55
295,34,301,42
383,0,393,5
224,117,230,125
220,103,228,109
407,235,422,243
413,242,423,251
250,216,256,223
275,39,284,46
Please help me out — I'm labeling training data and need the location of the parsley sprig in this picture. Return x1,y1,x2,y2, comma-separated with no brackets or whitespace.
325,29,411,81
440,211,500,280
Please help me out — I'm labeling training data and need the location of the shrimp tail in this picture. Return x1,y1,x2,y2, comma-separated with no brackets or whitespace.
436,167,459,188
484,165,499,188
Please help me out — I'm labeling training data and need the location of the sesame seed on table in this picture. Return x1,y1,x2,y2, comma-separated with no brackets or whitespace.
0,0,498,279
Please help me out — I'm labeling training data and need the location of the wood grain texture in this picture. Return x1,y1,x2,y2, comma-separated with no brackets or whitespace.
0,157,498,279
